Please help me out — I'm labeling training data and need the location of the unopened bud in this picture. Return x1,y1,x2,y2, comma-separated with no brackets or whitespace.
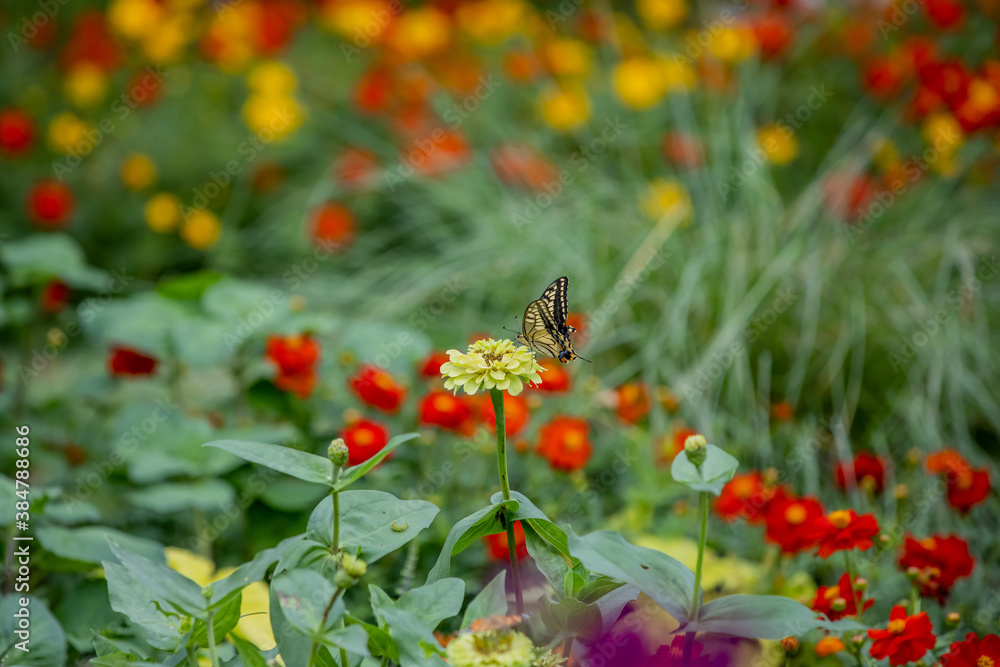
684,434,707,466
854,577,868,592
906,566,921,582
946,612,960,628
879,534,892,548
831,598,847,612
894,483,909,500
334,553,368,588
851,634,866,647
780,637,799,654
328,438,349,467
201,584,214,599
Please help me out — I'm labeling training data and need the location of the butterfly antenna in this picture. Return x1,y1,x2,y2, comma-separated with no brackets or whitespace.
502,325,520,335
577,354,592,363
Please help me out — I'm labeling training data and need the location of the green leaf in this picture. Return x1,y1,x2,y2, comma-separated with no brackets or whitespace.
205,440,333,486
566,529,694,624
308,490,439,563
670,444,739,496
157,270,226,301
578,576,625,604
272,569,343,638
318,624,372,657
0,233,108,289
523,524,570,594
108,541,206,617
104,563,183,651
377,608,446,667
678,595,866,639
539,597,603,641
208,543,283,609
269,580,314,667
395,580,465,630
37,526,162,566
461,572,508,630
425,501,517,583
128,480,236,514
334,433,420,492
190,593,242,647
231,634,269,667
0,595,67,667
493,491,572,560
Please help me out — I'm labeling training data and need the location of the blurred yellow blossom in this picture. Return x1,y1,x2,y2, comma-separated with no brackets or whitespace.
643,178,692,220
47,113,92,154
142,14,192,63
242,95,305,141
708,26,756,62
145,193,182,233
181,209,222,250
387,7,450,60
64,64,109,108
637,0,689,31
456,0,529,44
757,124,798,165
108,0,163,39
541,38,591,77
540,83,591,131
201,4,258,72
248,61,299,97
614,56,666,109
659,55,697,92
121,154,157,191
321,0,393,39
922,111,963,153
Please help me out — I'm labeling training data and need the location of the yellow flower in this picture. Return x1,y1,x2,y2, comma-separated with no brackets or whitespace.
145,193,182,233
541,38,591,77
614,56,666,109
64,64,109,108
440,339,542,396
659,55,697,92
121,153,157,191
540,83,590,131
637,0,688,31
708,26,756,62
922,111,963,154
142,14,192,63
108,0,163,39
642,178,692,220
47,112,92,154
181,209,222,250
248,61,298,97
456,0,529,44
387,7,450,60
757,124,798,165
242,95,305,141
445,630,535,667
320,0,389,38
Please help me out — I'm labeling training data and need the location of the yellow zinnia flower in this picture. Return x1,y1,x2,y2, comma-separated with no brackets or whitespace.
637,0,689,31
757,124,798,165
642,178,692,220
614,56,666,109
440,339,542,396
145,193,182,233
446,630,535,667
181,209,222,250
540,83,590,131
121,153,157,191
64,64,109,108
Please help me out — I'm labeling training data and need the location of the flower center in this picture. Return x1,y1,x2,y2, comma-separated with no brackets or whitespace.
432,394,456,412
784,504,807,524
563,430,584,450
828,510,852,529
824,588,839,602
887,619,906,634
920,538,937,550
978,656,995,667
733,477,756,498
353,428,373,447
373,372,396,391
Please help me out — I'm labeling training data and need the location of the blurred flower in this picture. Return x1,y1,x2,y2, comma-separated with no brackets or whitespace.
757,124,798,165
615,382,650,423
925,449,991,514
242,94,305,142
40,281,71,314
637,535,764,595
532,358,570,393
537,416,591,472
814,636,846,658
349,364,407,413
752,14,793,59
812,510,878,559
660,56,697,93
62,11,121,71
841,20,874,58
479,392,530,437
540,83,591,131
642,178,692,220
181,209,222,250
483,520,527,560
708,26,756,63
419,351,452,378
120,153,157,191
386,7,450,60
456,0,529,45
0,108,35,155
811,573,873,621
108,346,158,377
27,180,75,229
655,425,698,465
445,628,534,667
765,496,824,554
309,201,356,250
334,147,379,190
770,401,794,421
835,452,887,494
145,193,182,233
923,0,966,29
822,172,879,223
419,390,474,434
898,535,975,604
342,418,391,465
64,63,109,108
614,56,667,109
490,143,559,192
637,0,688,30
400,128,471,176
503,50,540,82
867,605,935,666
941,632,1000,667
353,66,395,113
266,333,319,398
47,112,91,154
441,339,542,396
540,38,591,77
662,131,703,169
107,0,162,40
714,471,788,524
248,60,298,97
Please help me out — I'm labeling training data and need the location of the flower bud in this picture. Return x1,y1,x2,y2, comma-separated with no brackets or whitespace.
328,438,349,467
851,634,866,647
854,577,868,592
905,566,921,582
684,434,707,466
335,553,368,588
780,637,799,654
946,612,961,628
894,483,909,500
831,597,847,612
201,584,214,599
879,534,891,549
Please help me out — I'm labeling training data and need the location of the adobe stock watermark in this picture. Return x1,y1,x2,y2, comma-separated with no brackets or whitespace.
339,0,404,62
509,116,629,232
888,254,999,372
7,0,70,53
877,0,922,39
51,67,168,180
669,0,752,67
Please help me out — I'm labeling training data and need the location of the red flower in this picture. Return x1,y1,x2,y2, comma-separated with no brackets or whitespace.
483,520,528,560
923,0,966,29
656,426,698,465
863,56,906,99
490,143,559,192
615,382,650,424
835,452,887,494
867,605,936,666
354,67,394,113
108,347,158,377
480,392,530,437
941,632,1000,667
419,390,473,434
40,280,71,314
341,419,390,466
811,573,873,621
27,180,75,229
334,147,379,190
348,364,406,413
308,202,355,250
0,108,34,156
533,358,571,392
898,535,975,603
418,351,451,378
765,496,825,554
813,510,879,559
537,416,591,472
752,13,794,59
714,471,788,524
919,60,971,107
265,333,320,399
662,131,704,170
947,468,991,515
771,401,795,422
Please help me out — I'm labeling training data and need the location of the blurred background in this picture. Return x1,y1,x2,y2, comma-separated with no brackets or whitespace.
1,0,999,662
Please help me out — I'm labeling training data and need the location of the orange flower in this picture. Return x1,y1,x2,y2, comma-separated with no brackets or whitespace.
863,56,906,99
867,605,936,666
308,201,355,250
715,471,788,524
483,520,527,560
752,13,793,59
503,50,539,82
615,382,650,424
662,131,703,170
419,390,474,434
925,449,991,514
353,66,394,113
479,392,530,437
532,358,570,393
341,418,390,466
348,364,406,413
27,180,75,229
537,416,591,472
812,509,879,559
815,636,846,658
771,401,795,422
490,143,559,192
266,333,320,398
334,147,378,190
108,346,158,377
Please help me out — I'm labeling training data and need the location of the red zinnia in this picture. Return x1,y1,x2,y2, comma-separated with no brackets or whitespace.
662,131,704,170
40,280,71,314
108,346,158,377
923,0,966,29
484,520,528,560
615,382,650,424
867,605,936,666
419,390,473,434
0,108,35,155
27,180,75,229
715,471,788,525
835,452,887,494
537,416,591,472
341,419,390,466
334,147,379,190
480,392,530,437
752,13,794,59
265,333,320,399
813,509,879,559
533,358,571,392
348,364,406,413
941,632,1000,667
418,351,451,378
765,496,825,554
946,468,991,515
308,201,355,250
811,573,873,621
898,534,975,603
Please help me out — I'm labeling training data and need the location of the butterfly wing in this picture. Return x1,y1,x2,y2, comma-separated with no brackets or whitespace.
519,299,564,359
538,276,575,334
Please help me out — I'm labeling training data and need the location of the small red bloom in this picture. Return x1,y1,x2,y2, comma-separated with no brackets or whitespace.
265,333,320,399
863,56,907,99
27,180,75,229
537,416,591,472
835,452,887,494
765,496,825,554
662,131,704,170
813,509,879,559
0,108,35,156
771,401,795,422
811,573,873,621
490,143,559,192
419,390,473,434
108,346,158,377
483,520,528,560
341,418,390,466
308,201,355,250
923,0,966,29
898,535,975,604
418,351,451,378
480,392,530,437
714,471,788,524
533,358,571,392
868,605,936,666
941,632,1000,667
334,147,379,190
947,468,991,515
348,364,406,413
354,67,394,113
656,426,698,465
40,280,71,314
615,382,650,424
752,13,794,59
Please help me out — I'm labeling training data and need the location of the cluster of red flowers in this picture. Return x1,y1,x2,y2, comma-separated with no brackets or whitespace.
898,534,975,603
265,333,320,399
925,448,992,514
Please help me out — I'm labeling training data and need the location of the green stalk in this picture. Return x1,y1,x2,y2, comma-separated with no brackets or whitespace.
307,587,345,667
185,645,198,667
683,492,709,667
843,551,863,619
333,489,341,554
490,388,523,614
206,610,219,667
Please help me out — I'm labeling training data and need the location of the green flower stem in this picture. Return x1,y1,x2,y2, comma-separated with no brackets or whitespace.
683,492,709,667
490,388,524,614
332,488,341,554
307,587,345,667
206,610,219,667
843,551,863,619
186,645,198,667
910,584,921,615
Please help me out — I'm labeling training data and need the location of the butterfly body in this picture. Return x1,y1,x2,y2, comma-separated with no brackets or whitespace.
516,277,590,364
